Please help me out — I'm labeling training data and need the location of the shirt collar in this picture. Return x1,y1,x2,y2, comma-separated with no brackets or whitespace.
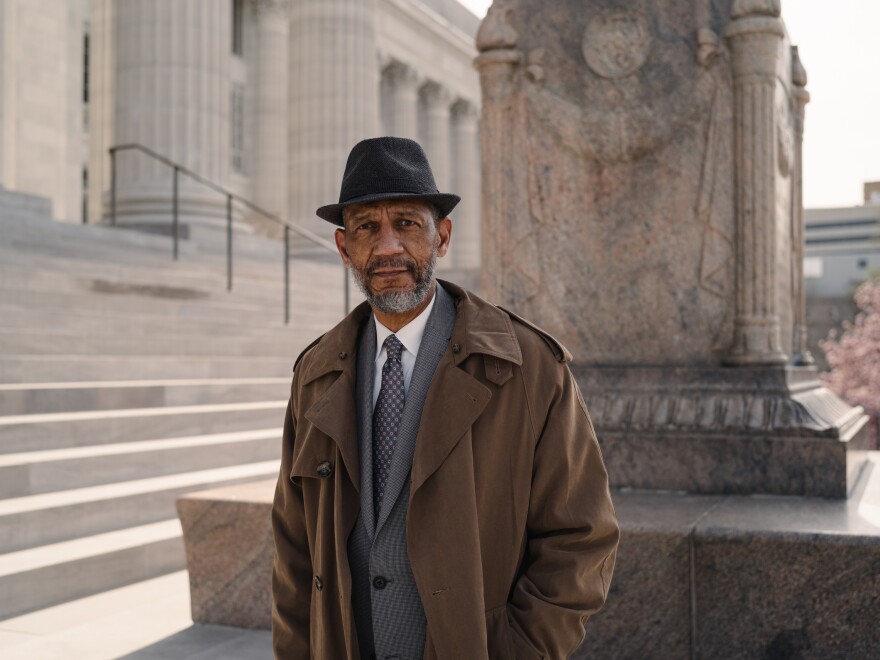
374,289,437,361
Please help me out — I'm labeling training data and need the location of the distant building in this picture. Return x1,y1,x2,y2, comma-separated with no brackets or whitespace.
0,0,482,273
804,182,880,298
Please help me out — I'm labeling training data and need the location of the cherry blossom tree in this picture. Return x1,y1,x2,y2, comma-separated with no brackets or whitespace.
820,277,880,446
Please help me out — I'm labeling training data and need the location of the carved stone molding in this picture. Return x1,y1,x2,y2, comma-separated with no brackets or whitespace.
249,0,291,17
451,98,479,123
731,0,781,19
419,81,453,110
476,3,519,53
573,365,869,497
383,60,422,91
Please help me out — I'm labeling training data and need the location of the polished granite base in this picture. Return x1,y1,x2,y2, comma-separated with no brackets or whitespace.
574,365,871,498
176,481,274,630
576,452,880,659
177,454,880,658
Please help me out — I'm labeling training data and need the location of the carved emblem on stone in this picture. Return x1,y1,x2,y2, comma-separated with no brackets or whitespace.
582,11,651,79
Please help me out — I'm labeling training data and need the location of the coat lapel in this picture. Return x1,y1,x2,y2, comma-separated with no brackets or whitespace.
356,319,377,540
410,358,491,494
410,281,521,495
298,302,372,493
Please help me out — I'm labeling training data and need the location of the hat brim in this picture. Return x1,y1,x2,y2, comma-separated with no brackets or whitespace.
316,192,461,226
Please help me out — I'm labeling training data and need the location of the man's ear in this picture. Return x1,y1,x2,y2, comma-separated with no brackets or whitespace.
335,228,351,267
436,217,452,258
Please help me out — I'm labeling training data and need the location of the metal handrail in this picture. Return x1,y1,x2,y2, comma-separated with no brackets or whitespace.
108,143,349,322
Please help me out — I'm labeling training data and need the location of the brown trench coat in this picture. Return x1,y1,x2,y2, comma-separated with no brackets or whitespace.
272,281,619,660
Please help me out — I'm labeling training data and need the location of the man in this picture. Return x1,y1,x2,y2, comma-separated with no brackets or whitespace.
272,137,619,660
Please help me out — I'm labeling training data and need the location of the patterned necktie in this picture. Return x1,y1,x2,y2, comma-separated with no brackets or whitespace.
373,334,405,519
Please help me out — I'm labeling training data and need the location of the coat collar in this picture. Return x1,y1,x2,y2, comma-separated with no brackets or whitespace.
299,279,524,385
297,279,526,497
438,280,523,368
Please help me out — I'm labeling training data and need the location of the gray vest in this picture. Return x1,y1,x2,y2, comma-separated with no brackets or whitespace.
347,284,456,660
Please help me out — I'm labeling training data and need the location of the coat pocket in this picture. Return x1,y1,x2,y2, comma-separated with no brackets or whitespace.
485,605,516,659
486,606,546,660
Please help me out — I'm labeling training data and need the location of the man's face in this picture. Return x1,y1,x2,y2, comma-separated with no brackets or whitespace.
334,200,452,315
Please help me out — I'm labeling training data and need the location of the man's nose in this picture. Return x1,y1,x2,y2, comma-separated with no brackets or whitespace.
373,224,404,255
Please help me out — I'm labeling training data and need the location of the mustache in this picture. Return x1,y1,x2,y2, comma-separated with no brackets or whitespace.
366,258,418,276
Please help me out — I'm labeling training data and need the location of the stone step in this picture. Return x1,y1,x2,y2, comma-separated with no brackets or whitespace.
0,378,290,415
0,304,297,334
0,261,291,298
0,287,347,326
0,519,184,620
1,218,331,266
0,400,287,453
0,354,296,383
0,187,53,219
0,427,281,497
0,252,333,292
0,327,305,357
0,460,280,552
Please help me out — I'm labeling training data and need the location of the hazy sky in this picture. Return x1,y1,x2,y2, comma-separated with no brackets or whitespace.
457,0,880,209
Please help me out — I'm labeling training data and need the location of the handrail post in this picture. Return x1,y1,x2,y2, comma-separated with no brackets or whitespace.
284,225,290,325
344,266,350,316
172,166,179,260
109,148,117,226
226,194,233,291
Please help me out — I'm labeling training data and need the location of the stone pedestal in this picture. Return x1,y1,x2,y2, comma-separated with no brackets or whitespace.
176,480,274,630
475,0,868,497
177,453,880,656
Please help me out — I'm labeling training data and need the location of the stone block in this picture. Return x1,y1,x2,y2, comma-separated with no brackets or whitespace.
176,480,276,630
693,477,880,659
575,493,722,659
177,457,880,655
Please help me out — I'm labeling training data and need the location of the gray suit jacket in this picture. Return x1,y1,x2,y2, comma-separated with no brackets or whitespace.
347,284,457,660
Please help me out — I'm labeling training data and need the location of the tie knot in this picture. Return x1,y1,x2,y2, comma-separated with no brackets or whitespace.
384,335,404,362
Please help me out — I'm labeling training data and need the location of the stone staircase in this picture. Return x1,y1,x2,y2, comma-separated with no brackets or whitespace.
0,187,352,619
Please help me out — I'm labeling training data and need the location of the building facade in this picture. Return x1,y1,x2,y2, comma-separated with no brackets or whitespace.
804,182,880,298
0,0,482,271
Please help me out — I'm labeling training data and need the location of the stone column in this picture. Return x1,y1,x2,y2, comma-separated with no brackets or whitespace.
473,5,522,299
790,46,814,366
383,61,420,140
114,0,232,226
419,81,452,192
450,99,481,270
251,0,289,225
722,0,787,365
288,0,380,240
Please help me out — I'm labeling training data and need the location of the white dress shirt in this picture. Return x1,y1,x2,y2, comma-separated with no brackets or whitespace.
372,290,437,410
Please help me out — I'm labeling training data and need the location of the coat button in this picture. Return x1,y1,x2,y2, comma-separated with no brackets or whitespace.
316,461,333,478
314,576,323,591
338,351,348,359
452,343,461,353
372,576,389,590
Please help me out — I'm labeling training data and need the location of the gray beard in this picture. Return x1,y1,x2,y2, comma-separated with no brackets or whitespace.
351,251,437,315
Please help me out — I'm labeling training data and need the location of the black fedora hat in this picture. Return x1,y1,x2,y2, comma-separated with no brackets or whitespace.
316,137,461,226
